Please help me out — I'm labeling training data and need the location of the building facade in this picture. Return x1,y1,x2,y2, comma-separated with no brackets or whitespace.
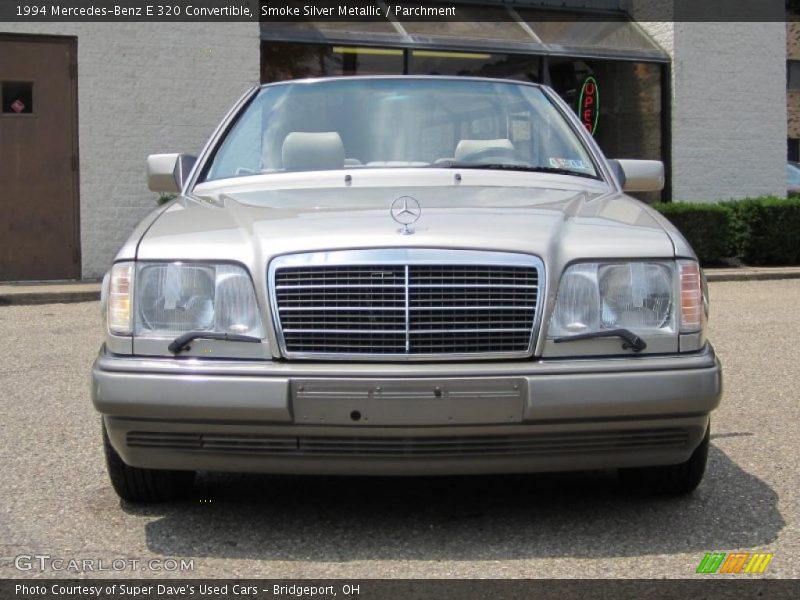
786,19,800,161
0,1,788,281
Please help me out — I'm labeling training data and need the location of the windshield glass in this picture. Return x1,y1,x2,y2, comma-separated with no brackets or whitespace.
201,78,599,182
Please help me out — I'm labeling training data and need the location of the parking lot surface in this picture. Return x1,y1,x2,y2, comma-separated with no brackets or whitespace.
1,280,798,578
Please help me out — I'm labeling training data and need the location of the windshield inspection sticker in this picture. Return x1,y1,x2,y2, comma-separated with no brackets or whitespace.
549,157,589,171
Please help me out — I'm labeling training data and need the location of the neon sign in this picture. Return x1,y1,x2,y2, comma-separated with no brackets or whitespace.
578,76,599,135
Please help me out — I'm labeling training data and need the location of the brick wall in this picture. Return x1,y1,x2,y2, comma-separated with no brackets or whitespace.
788,22,800,141
671,23,786,201
0,23,260,278
637,21,787,201
787,20,800,59
788,91,800,140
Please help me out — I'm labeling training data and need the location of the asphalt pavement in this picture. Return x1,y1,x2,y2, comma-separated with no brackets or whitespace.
0,280,798,579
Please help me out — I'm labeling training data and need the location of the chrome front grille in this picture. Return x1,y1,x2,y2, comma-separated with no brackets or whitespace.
270,250,543,359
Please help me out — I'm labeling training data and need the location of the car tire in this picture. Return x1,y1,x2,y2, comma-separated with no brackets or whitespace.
102,422,195,502
619,424,709,495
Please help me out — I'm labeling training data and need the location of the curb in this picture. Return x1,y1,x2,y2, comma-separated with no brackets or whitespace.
0,291,101,306
704,269,800,283
0,285,101,307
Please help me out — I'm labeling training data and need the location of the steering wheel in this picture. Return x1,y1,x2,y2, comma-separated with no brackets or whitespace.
456,146,525,164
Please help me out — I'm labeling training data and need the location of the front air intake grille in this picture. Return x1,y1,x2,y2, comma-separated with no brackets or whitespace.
126,429,691,457
270,251,542,359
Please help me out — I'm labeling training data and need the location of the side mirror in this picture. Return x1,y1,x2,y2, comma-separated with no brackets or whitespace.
146,153,197,193
611,159,665,193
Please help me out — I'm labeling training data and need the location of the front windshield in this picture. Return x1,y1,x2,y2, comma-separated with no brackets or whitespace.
201,78,599,182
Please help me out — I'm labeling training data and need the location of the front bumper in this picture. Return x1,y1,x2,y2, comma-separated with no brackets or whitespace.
92,345,722,475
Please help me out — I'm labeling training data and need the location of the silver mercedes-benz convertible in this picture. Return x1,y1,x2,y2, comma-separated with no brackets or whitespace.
93,76,722,502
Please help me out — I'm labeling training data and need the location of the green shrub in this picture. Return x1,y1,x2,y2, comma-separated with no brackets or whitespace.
725,197,800,265
653,197,800,267
157,193,177,206
651,202,733,266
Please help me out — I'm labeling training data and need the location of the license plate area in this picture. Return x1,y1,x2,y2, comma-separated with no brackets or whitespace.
291,378,526,426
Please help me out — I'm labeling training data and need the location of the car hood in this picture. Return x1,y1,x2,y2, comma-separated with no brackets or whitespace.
137,183,675,270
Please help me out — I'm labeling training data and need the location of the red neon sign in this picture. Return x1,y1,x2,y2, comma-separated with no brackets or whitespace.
578,76,599,135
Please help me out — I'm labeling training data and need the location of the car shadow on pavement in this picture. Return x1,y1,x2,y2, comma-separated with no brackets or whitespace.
126,444,784,561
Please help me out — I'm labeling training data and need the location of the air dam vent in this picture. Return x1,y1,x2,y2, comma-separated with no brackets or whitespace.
269,250,544,360
126,429,690,458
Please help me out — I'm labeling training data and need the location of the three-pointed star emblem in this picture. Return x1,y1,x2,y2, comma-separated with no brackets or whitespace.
390,196,422,230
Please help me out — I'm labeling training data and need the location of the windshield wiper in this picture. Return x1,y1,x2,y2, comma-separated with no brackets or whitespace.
553,329,647,353
433,161,598,179
168,332,262,354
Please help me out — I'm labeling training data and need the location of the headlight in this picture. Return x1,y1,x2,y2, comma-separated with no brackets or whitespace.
548,261,676,339
134,262,263,339
598,262,673,330
549,264,601,335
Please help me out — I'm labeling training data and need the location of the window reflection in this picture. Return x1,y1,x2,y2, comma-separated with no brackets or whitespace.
262,42,542,83
204,78,598,181
548,57,663,200
1,81,34,114
261,42,403,82
259,42,665,198
409,50,541,82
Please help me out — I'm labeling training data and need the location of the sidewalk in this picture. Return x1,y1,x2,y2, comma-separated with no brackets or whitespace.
1,267,800,306
0,281,101,306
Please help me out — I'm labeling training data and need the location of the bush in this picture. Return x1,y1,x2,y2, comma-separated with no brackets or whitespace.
651,202,733,266
725,197,800,266
652,197,800,267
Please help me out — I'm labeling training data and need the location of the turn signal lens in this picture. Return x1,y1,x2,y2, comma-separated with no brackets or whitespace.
679,260,704,333
108,262,134,335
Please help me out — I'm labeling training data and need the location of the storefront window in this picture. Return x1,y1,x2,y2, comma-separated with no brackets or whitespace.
203,78,599,181
548,58,662,163
260,42,666,198
409,50,541,81
788,60,800,90
261,42,403,82
263,42,543,83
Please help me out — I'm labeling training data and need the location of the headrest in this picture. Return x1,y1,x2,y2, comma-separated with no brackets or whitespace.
282,132,345,171
455,138,514,161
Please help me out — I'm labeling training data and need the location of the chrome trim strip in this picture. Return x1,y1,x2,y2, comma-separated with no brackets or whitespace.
280,306,406,312
404,265,411,353
282,328,533,335
278,306,536,311
275,284,538,289
268,249,545,362
276,284,405,289
96,343,718,377
410,284,537,289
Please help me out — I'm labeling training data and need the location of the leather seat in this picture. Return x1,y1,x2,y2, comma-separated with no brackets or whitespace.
282,132,345,171
454,138,515,161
